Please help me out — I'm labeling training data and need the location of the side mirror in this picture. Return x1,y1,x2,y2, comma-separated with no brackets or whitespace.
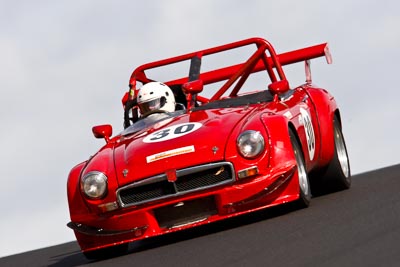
92,124,113,143
182,80,203,110
182,79,203,95
268,79,290,95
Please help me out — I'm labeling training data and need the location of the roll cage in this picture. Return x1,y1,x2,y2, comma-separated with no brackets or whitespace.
128,37,331,104
122,37,331,128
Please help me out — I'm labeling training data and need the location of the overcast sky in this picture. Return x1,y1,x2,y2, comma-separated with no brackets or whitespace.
1,0,399,258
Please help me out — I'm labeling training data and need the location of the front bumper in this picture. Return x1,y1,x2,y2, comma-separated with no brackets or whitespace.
69,163,299,252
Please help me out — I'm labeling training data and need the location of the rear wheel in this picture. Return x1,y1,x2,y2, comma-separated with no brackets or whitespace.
289,129,311,208
83,243,129,260
311,116,351,195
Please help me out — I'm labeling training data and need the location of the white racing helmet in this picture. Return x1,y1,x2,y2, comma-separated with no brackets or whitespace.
137,82,176,115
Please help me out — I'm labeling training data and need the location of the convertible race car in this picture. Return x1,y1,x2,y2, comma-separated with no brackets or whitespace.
67,37,351,259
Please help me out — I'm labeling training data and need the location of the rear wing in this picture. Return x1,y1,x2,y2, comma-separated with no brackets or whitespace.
129,37,332,100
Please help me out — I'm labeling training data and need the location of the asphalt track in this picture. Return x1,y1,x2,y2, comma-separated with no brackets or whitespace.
2,164,400,267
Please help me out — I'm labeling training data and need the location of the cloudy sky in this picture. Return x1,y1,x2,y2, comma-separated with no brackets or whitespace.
1,0,399,258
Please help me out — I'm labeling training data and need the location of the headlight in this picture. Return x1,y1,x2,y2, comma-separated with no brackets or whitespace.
81,171,108,199
237,130,265,158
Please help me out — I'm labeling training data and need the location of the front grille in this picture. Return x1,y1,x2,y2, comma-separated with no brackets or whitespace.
117,162,234,207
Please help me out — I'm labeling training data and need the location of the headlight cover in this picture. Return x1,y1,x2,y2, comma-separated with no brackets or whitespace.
237,130,265,158
81,171,108,199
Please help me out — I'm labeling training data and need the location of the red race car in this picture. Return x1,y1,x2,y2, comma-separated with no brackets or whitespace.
67,37,351,259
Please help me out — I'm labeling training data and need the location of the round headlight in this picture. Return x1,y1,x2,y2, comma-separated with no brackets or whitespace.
81,171,108,199
237,130,265,158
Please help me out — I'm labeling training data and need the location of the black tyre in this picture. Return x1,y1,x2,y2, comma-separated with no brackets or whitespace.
289,129,311,208
83,243,129,260
311,116,351,195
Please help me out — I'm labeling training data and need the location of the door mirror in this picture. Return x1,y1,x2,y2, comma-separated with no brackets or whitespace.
182,79,203,95
182,80,203,110
92,124,113,143
268,79,290,95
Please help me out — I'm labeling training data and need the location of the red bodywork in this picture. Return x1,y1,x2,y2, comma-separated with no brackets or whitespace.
67,37,340,253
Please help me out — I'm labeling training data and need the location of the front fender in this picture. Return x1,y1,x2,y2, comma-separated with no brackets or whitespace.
224,110,270,176
67,161,90,222
224,110,296,177
260,113,296,169
306,87,337,168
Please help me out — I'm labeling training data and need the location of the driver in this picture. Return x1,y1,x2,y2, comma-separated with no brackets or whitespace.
137,82,176,117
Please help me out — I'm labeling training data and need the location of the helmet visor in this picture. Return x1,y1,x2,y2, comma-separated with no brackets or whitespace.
138,98,162,114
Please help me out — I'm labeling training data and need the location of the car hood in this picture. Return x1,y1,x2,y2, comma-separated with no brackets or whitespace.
112,107,253,187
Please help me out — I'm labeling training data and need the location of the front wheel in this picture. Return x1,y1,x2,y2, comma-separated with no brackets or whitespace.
290,129,311,208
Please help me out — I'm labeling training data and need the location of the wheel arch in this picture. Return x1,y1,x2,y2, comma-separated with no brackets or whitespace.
288,122,302,150
287,121,311,207
287,122,306,165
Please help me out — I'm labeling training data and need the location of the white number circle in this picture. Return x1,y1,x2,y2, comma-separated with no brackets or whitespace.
143,122,202,143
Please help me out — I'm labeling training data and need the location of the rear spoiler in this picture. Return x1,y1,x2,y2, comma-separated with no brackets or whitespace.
277,43,332,66
129,37,332,88
273,42,332,84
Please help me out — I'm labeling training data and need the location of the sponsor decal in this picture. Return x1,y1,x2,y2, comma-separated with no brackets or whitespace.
146,145,195,163
143,122,202,143
299,108,315,161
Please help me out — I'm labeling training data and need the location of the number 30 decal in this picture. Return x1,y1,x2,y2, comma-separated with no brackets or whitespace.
143,122,202,143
